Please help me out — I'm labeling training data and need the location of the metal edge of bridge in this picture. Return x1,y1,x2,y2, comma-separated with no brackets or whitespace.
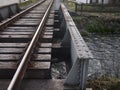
58,3,93,90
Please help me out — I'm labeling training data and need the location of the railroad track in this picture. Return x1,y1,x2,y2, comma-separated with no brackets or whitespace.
0,0,54,89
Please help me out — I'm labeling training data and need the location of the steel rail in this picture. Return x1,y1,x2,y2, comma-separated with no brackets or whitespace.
7,0,54,90
0,0,45,30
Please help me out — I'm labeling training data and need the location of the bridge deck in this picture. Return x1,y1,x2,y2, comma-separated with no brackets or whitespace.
0,0,93,90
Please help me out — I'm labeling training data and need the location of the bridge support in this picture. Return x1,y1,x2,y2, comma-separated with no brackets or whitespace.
0,4,20,21
59,3,93,90
0,13,3,21
65,59,89,90
61,27,90,90
54,0,63,10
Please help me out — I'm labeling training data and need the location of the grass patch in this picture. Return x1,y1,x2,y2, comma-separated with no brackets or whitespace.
73,15,120,34
87,77,120,90
75,4,120,13
19,0,37,8
68,2,75,11
86,19,105,33
73,16,84,20
64,0,75,11
86,18,120,34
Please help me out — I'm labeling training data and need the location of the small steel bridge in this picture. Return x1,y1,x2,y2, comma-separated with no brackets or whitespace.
0,0,93,90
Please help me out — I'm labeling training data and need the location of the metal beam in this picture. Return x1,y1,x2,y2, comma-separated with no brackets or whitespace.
60,3,93,90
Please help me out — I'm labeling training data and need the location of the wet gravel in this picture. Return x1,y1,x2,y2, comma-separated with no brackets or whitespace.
51,62,67,79
83,34,120,77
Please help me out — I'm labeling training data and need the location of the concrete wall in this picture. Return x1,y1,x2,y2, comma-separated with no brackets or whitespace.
0,0,29,7
76,0,88,3
76,0,114,4
0,0,19,7
91,0,96,3
54,0,62,10
98,0,109,4
90,0,109,4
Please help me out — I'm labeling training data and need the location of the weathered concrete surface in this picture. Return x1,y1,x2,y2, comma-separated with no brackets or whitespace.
0,79,64,90
20,79,64,90
54,0,62,10
0,0,18,7
0,79,92,90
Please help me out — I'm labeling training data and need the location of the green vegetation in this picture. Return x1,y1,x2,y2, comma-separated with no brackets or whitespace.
73,15,120,89
69,1,120,90
76,4,120,13
19,0,37,8
73,16,120,34
87,77,120,90
64,0,120,17
86,18,106,33
64,0,75,11
72,16,83,20
68,2,75,11
86,18,120,34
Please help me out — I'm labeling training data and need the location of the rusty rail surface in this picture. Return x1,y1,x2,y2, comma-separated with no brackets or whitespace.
7,0,54,90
